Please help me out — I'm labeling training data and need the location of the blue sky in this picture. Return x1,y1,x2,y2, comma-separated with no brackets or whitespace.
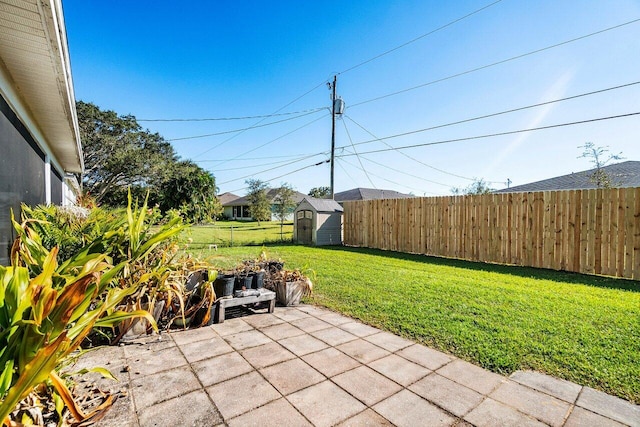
64,0,640,196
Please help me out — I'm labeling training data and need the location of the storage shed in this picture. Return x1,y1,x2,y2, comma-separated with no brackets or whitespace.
294,198,343,246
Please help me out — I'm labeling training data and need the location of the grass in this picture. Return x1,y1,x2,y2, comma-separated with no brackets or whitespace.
181,220,293,247
184,237,640,403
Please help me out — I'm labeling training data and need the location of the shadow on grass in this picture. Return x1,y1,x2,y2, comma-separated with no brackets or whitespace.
316,245,640,293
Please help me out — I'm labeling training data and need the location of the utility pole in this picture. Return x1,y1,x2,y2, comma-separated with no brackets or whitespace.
330,75,337,199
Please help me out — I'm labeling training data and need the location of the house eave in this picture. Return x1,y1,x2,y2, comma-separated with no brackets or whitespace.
0,0,83,174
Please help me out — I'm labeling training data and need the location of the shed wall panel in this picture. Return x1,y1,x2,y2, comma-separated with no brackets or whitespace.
316,212,342,246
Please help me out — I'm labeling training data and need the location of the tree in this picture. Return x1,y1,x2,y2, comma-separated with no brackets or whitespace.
245,179,271,224
451,178,494,195
273,183,296,240
578,142,624,188
308,186,331,199
160,160,222,223
77,101,175,204
77,101,222,222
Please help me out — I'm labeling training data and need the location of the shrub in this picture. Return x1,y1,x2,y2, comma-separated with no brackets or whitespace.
0,214,155,424
0,191,188,423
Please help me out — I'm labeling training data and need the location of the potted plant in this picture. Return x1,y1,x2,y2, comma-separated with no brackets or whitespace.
172,274,216,327
274,269,314,306
252,268,266,289
235,269,254,291
213,271,235,298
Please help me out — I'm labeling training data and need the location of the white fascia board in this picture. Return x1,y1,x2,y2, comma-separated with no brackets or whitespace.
47,0,83,171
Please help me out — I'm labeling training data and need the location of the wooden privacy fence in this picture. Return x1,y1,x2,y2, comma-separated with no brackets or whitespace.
343,187,640,280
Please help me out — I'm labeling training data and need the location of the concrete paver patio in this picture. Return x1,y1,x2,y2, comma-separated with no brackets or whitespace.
76,304,639,426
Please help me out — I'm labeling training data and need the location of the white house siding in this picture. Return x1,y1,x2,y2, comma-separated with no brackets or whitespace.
270,208,294,222
222,206,234,219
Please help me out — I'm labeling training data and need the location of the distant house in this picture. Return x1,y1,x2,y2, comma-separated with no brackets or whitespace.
495,161,640,193
0,0,83,265
334,188,413,204
220,189,307,221
218,192,241,219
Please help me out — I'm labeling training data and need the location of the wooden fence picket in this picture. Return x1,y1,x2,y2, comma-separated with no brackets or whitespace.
343,187,640,279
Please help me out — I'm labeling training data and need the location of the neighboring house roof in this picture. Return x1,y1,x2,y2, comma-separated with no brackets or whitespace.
334,187,413,202
0,0,83,173
299,197,343,213
221,188,307,206
495,161,640,193
218,192,241,205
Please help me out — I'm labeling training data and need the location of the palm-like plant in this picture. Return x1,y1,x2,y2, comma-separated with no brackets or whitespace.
19,192,188,344
106,192,186,342
0,215,156,424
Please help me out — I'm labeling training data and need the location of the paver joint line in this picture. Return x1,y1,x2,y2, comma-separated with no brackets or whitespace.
173,334,227,425
82,305,638,427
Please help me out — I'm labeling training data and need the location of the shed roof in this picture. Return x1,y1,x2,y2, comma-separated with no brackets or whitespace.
495,161,640,193
299,197,343,213
334,187,413,202
0,0,83,173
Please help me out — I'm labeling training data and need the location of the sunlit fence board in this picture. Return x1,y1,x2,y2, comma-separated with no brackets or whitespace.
343,187,640,279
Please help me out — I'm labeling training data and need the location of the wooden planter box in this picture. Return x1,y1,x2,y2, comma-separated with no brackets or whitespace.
275,281,305,306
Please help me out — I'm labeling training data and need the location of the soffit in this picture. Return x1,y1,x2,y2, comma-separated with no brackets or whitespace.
0,0,82,173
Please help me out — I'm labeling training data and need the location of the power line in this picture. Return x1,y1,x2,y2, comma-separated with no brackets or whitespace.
339,0,503,75
197,152,326,162
205,153,326,172
138,107,325,122
349,18,640,108
227,159,330,193
336,112,640,157
268,159,329,183
214,112,329,164
194,80,329,157
218,152,329,185
337,157,433,195
335,157,360,188
344,114,477,182
198,111,329,160
212,83,637,188
341,148,454,188
341,81,640,150
277,81,329,113
338,157,443,196
167,108,326,142
342,119,376,188
358,150,507,188
161,1,504,140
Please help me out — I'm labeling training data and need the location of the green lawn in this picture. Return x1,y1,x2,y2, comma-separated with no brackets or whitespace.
185,242,640,403
181,220,293,247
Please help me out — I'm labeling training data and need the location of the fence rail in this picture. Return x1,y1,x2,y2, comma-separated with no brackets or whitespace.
343,188,640,280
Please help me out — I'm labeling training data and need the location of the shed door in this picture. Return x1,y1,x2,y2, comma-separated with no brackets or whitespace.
297,210,313,244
